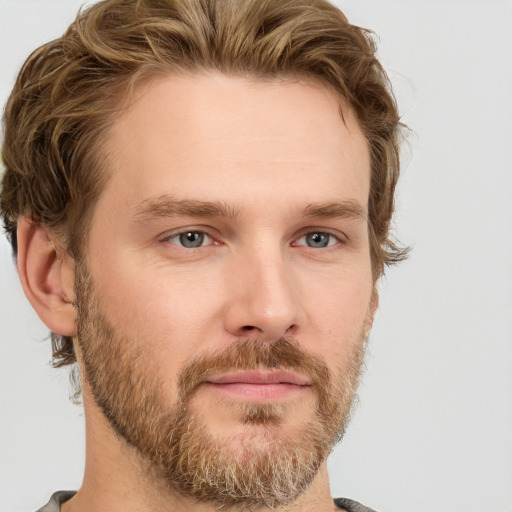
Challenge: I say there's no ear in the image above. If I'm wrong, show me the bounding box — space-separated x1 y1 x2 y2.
16 217 77 336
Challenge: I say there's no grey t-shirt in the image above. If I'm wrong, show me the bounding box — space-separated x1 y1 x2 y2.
37 491 378 512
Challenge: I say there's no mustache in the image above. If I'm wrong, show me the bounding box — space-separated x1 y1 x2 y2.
177 337 331 401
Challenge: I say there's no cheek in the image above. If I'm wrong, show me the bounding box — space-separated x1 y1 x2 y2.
88 259 227 376
300 265 373 361
91 251 218 322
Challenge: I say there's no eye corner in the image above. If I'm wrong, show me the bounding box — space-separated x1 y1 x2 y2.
292 230 346 249
160 229 217 249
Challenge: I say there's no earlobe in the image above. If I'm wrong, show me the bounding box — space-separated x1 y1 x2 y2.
16 217 77 336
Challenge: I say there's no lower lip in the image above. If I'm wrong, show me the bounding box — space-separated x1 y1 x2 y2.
203 382 310 401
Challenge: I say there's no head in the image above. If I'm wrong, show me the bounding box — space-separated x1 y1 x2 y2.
1 0 406 508
1 0 405 368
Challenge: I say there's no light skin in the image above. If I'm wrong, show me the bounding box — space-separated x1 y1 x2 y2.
17 72 376 512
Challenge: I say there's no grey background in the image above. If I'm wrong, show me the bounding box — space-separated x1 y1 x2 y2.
1 1 511 511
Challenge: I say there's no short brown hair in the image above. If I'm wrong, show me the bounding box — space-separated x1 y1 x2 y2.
1 0 407 368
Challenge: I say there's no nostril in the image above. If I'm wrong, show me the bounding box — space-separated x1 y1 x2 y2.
285 324 295 333
242 326 256 331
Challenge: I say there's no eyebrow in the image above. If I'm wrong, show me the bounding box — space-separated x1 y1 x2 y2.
303 200 367 222
132 196 241 223
132 195 366 223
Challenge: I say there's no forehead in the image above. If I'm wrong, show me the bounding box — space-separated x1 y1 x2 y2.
99 72 370 217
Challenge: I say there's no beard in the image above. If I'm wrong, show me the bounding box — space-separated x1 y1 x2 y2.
74 260 367 510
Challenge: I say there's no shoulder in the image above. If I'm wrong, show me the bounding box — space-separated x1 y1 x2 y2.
35 493 375 512
36 491 76 512
334 497 379 512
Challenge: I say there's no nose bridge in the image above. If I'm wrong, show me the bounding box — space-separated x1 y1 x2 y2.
224 240 302 340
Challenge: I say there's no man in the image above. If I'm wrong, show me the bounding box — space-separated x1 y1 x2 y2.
0 0 406 511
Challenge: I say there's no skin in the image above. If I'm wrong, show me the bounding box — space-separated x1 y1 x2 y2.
17 72 376 512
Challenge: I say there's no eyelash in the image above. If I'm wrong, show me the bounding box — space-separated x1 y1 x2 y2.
161 229 346 250
162 230 216 249
293 231 343 249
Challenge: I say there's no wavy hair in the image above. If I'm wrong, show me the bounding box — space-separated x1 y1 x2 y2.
1 0 407 367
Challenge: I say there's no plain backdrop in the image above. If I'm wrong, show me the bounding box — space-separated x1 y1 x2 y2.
1 1 511 511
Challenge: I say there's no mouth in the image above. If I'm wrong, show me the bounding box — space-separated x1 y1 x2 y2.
202 370 312 401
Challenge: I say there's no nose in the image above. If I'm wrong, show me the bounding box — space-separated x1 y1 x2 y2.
223 246 304 341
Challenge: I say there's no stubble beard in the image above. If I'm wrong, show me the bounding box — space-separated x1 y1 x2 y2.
74 260 367 511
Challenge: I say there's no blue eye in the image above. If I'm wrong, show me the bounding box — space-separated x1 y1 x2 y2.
167 231 211 248
297 232 338 248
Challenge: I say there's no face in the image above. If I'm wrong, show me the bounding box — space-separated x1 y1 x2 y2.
75 73 375 508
